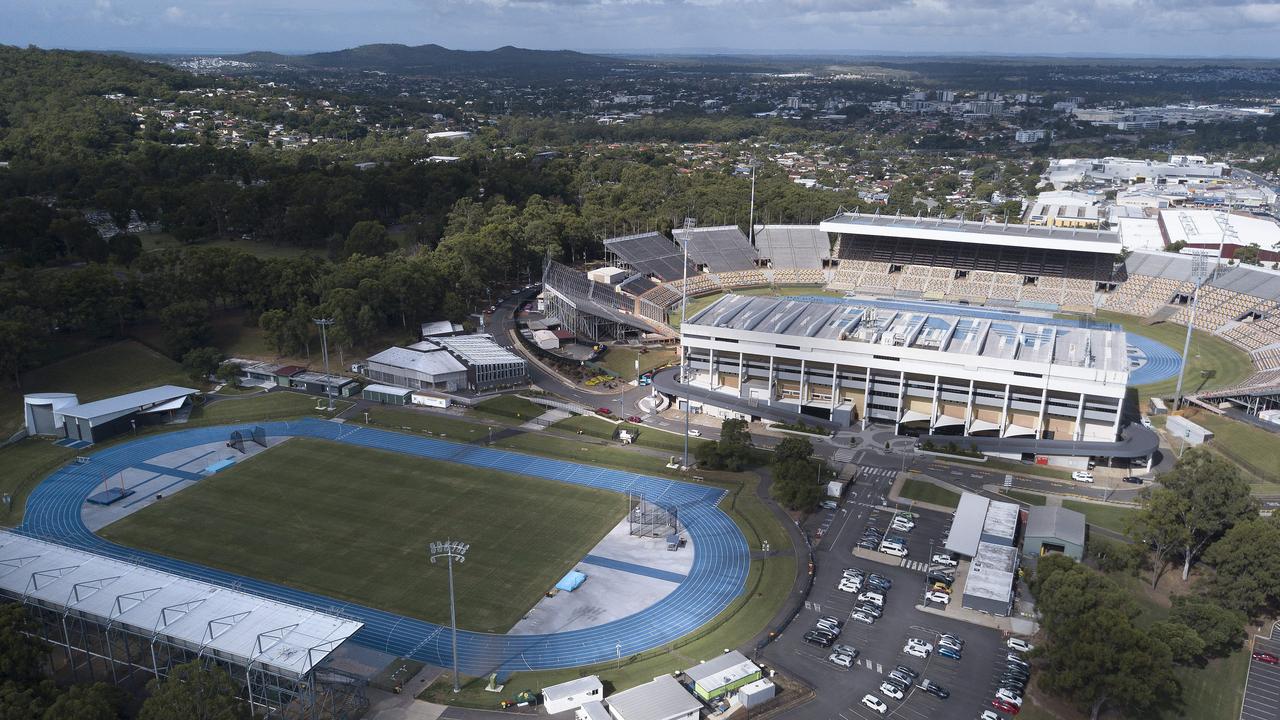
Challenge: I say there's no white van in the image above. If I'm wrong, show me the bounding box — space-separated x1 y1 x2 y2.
879 543 908 557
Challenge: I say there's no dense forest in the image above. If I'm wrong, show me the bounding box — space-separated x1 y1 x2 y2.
0 47 866 387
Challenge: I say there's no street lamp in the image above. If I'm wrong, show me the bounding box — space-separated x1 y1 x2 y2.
429 539 469 693
313 317 336 411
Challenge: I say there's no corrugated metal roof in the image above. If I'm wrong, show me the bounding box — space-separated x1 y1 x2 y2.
367 346 466 377
57 386 200 422
964 541 1018 606
946 493 989 557
685 650 756 687
606 674 701 720
1025 506 1087 547
0 531 361 679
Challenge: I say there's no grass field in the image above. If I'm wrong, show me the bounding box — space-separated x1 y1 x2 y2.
551 415 713 454
101 438 624 632
191 392 352 425
472 395 545 420
1094 310 1254 403
899 478 960 508
1180 409 1280 489
0 440 78 527
0 340 193 438
1062 500 1136 535
140 232 318 260
362 406 493 440
597 347 677 379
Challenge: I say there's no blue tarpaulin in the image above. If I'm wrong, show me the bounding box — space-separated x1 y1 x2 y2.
555 570 586 592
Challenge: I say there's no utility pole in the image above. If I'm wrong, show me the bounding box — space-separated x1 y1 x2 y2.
313 318 336 411
429 540 469 693
680 217 695 469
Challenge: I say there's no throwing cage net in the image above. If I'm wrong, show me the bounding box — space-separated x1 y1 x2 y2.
628 493 679 538
228 430 245 454
251 425 267 448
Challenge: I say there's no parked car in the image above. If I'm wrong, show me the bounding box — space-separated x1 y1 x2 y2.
991 698 1020 715
834 643 859 658
879 682 904 700
1122 476 1144 484
625 415 642 423
802 631 832 648
894 664 919 679
1007 653 1029 667
820 500 838 510
931 582 953 594
1140 416 1153 428
926 571 955 586
903 644 930 659
995 689 1023 707
1071 470 1094 483
926 591 952 605
906 638 934 652
854 603 883 618
940 633 964 646
1253 651 1280 664
857 591 885 606
888 669 914 686
931 553 958 567
850 611 876 625
1006 638 1035 653
980 711 1004 720
862 695 888 714
867 574 893 589
879 544 908 557
938 646 962 660
919 679 950 699
595 407 612 415
828 652 854 668
939 637 963 651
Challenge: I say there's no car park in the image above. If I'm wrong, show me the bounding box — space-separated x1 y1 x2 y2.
829 652 854 668
1006 638 1034 653
879 682 905 700
903 644 930 659
931 553 958 567
938 645 962 660
926 591 952 605
1071 470 1094 483
862 695 888 714
834 643 859 657
851 611 876 625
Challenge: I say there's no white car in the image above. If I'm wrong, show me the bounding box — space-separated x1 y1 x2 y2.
931 553 958 567
837 580 860 593
861 694 888 714
939 637 963 651
981 712 1003 720
907 638 934 652
687 429 702 437
903 644 930 659
851 611 876 625
829 652 854 668
995 688 1023 707
1006 638 1035 653
879 681 905 700
926 591 952 605
857 591 885 606
1071 470 1094 483
1140 416 1153 428
820 500 838 510
879 544 908 557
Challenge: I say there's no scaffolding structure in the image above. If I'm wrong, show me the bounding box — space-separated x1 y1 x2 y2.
0 531 366 719
627 492 679 538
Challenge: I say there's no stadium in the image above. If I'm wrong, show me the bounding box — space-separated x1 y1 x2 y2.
542 209 1280 462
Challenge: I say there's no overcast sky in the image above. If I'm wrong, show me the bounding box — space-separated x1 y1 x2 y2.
6 0 1280 57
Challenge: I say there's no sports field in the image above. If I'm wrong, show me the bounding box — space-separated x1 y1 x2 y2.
1094 310 1253 402
100 437 626 633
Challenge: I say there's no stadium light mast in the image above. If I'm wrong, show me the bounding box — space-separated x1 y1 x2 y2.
313 318 336 411
746 157 758 246
430 539 469 693
680 217 696 469
1173 212 1233 410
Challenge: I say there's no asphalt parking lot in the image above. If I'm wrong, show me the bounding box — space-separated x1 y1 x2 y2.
765 457 1026 720
1241 635 1280 720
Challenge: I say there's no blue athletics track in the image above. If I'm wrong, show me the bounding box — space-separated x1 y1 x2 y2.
18 418 750 675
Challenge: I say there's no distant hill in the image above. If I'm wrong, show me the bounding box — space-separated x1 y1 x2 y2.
230 43 616 76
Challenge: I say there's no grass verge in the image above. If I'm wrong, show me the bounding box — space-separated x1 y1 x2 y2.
1180 409 1280 487
1062 500 1136 534
473 395 545 421
900 478 960 508
596 347 677 379
101 438 623 632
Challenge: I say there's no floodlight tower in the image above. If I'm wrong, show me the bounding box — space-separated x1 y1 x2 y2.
1172 212 1233 410
746 157 759 246
430 539 469 693
313 317 336 411
680 217 695 469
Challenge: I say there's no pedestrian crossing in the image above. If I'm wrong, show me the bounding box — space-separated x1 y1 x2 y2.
900 558 930 572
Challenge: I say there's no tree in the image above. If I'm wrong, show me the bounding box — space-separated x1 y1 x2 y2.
1169 595 1246 658
42 683 124 720
1149 621 1206 666
773 436 814 464
1202 516 1280 616
138 661 249 720
159 301 212 359
1159 447 1257 580
107 233 142 265
343 220 395 258
0 605 45 684
1127 487 1191 587
181 347 223 382
770 459 823 511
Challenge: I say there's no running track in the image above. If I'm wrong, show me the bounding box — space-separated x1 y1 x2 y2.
18 419 750 675
1127 334 1184 386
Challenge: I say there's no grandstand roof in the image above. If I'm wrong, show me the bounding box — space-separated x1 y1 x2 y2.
674 225 757 272
1209 264 1280 299
1125 250 1201 282
0 531 361 679
57 386 199 424
687 294 1127 373
753 225 831 269
617 274 658 297
603 232 697 281
820 211 1121 254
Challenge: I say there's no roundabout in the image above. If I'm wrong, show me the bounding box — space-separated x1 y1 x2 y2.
17 418 750 675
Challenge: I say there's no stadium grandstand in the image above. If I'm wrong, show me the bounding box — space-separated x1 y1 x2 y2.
822 210 1121 312
602 231 698 282
0 530 367 718
672 224 758 272
752 225 834 271
542 259 672 341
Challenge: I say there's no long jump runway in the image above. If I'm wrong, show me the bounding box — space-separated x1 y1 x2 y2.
18 419 750 674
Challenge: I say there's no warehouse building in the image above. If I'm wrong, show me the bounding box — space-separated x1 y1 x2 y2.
676 294 1130 442
684 650 762 701
947 492 1023 617
365 346 468 392
1023 505 1087 561
361 384 414 405
605 674 701 720
28 386 200 445
428 335 528 391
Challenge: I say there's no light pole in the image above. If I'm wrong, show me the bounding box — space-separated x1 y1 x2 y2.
429 539 469 693
680 217 695 469
313 317 336 411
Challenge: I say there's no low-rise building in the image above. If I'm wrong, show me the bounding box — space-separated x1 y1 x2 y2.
684 650 761 701
1023 506 1087 561
606 674 700 720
